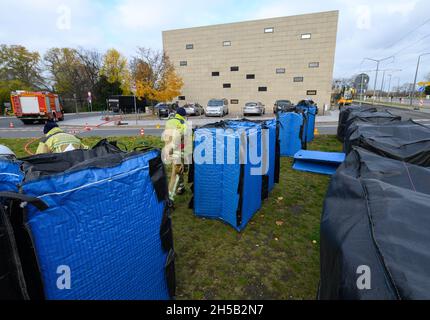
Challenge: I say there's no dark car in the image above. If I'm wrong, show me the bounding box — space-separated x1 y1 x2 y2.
273 100 295 113
184 103 205 116
155 103 173 118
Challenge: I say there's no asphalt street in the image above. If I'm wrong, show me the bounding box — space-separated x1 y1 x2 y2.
1 104 430 138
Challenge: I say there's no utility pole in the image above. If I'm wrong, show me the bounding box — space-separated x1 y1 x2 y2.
73 93 78 114
410 53 430 110
359 74 366 106
386 74 393 99
363 56 394 104
380 70 387 101
134 95 138 125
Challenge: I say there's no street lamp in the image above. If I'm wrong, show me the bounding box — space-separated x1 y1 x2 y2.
410 53 430 109
363 56 394 104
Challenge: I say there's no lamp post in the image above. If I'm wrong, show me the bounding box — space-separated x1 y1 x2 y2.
363 56 394 104
410 53 430 110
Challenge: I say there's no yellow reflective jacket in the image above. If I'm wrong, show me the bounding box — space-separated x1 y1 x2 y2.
36 127 88 154
162 114 192 162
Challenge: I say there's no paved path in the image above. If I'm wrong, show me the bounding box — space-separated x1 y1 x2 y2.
2 104 430 138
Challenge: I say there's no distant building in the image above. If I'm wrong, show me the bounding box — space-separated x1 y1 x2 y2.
163 11 339 113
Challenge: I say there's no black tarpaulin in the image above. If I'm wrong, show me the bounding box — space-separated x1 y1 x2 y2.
343 120 430 166
337 106 377 142
320 148 430 300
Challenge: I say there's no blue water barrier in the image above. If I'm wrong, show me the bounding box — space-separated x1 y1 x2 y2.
0 159 23 193
296 105 317 142
192 121 265 231
0 143 175 300
278 112 305 157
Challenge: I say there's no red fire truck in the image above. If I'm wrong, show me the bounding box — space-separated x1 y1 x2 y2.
10 91 65 124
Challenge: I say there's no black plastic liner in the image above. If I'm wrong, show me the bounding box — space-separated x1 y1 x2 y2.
337 106 377 141
343 120 430 166
343 110 401 141
320 148 430 300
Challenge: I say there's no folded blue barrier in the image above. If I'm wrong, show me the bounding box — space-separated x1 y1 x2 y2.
192 121 264 231
293 150 346 175
0 142 175 300
278 112 304 157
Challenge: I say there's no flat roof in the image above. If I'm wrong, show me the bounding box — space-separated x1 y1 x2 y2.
162 10 339 33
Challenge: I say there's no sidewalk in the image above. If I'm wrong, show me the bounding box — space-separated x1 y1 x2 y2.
62 112 341 128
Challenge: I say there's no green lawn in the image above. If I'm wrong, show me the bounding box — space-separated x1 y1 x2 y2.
0 135 342 300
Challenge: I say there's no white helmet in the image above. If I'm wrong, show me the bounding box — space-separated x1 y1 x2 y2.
0 145 16 159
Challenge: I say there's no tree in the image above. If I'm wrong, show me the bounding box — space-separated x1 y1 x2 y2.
0 45 44 88
132 47 183 104
425 86 430 96
100 49 131 95
94 75 123 106
44 47 105 111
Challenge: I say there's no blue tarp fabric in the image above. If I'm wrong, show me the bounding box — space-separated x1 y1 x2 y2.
293 150 346 175
278 112 304 157
297 105 317 142
193 120 276 231
0 144 175 300
0 159 23 193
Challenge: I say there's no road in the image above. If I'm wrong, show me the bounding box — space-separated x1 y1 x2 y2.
1 105 430 138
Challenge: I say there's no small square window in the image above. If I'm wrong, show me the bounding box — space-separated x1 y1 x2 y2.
223 83 231 88
307 90 317 96
212 71 220 77
186 44 194 50
309 62 319 68
223 41 231 46
258 87 267 92
180 61 187 66
301 33 312 40
264 27 274 33
230 99 239 104
178 96 186 100
246 74 255 79
230 66 239 72
293 77 304 82
276 68 286 74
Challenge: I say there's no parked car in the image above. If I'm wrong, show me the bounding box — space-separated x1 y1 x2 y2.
184 103 205 116
155 103 173 118
205 99 229 117
243 102 265 116
273 100 295 113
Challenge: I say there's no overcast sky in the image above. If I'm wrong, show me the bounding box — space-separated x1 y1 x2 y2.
1 0 429 89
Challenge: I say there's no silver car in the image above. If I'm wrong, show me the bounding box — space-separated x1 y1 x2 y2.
243 102 265 116
205 99 229 117
184 103 205 116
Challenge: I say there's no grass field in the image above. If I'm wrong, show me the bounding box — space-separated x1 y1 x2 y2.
0 134 342 300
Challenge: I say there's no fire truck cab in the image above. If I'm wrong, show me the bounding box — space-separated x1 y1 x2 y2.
10 91 64 124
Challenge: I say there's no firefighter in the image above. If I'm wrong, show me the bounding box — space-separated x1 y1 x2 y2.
36 120 88 154
162 107 190 202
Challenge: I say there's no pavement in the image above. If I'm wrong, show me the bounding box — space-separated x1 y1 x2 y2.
2 105 430 138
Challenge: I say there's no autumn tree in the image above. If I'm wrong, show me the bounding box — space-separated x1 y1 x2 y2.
0 45 45 108
0 45 45 87
100 49 131 95
132 47 183 105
